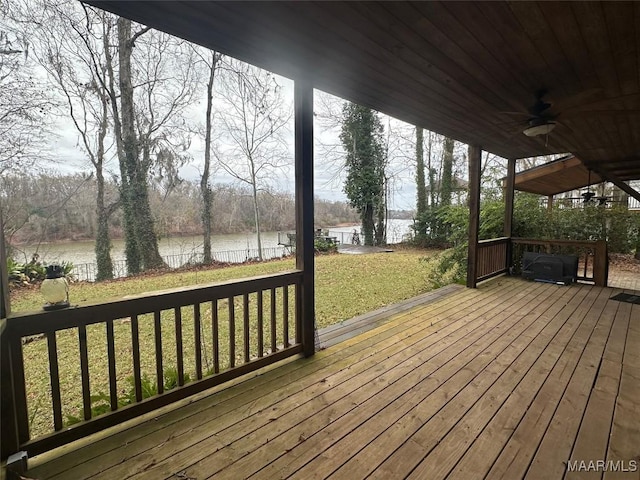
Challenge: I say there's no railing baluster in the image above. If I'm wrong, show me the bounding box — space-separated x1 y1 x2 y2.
154 311 164 395
175 307 184 386
78 325 91 421
212 299 219 374
243 294 250 363
283 286 289 348
130 315 142 402
270 288 277 353
46 332 63 431
228 297 235 368
295 281 302 345
194 303 202 380
257 291 264 358
106 320 117 411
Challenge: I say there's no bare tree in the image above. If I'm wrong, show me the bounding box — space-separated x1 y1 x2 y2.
104 18 199 273
190 47 222 264
0 2 55 175
215 61 291 260
25 1 118 280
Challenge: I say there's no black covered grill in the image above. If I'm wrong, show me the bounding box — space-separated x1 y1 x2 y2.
522 252 579 285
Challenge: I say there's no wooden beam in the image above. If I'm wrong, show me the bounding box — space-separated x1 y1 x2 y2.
467 145 482 288
588 167 640 203
294 79 315 357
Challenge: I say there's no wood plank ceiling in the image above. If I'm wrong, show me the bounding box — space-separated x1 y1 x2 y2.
87 1 640 183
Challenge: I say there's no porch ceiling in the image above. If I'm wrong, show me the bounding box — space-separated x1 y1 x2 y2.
514 155 605 196
86 1 640 183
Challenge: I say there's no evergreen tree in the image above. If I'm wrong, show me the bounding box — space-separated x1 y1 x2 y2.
340 103 387 246
414 126 428 238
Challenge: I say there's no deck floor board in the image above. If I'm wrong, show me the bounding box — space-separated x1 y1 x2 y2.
26 277 640 480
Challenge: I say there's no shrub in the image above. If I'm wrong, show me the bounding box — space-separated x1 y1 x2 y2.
314 237 338 253
6 258 74 285
420 245 466 289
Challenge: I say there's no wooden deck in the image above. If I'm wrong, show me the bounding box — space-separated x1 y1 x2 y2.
26 277 639 480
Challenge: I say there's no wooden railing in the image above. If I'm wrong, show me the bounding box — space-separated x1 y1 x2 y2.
511 238 608 286
1 271 303 457
473 237 609 287
476 237 510 282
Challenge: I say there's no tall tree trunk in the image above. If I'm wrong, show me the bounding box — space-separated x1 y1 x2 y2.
415 127 427 237
201 52 219 264
427 131 436 207
362 204 375 246
137 143 165 269
441 136 454 207
95 181 113 281
249 159 263 261
107 18 140 274
374 181 386 246
117 18 163 271
94 85 114 281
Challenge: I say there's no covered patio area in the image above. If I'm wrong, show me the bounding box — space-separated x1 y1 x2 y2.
3 2 640 478
26 276 639 479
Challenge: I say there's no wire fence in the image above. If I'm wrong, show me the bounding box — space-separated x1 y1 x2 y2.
71 246 288 282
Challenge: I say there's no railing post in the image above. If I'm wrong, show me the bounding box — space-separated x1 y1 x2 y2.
593 240 608 287
466 145 482 288
295 78 315 357
1 324 20 461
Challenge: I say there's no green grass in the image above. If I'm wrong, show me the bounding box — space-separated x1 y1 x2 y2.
10 248 436 438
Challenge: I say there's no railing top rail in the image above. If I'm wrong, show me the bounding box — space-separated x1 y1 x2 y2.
512 237 603 248
478 237 510 246
6 270 303 337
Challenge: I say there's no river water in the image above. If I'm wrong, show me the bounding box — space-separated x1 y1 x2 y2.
13 219 414 280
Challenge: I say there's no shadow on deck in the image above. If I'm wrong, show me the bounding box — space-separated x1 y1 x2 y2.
26 277 639 479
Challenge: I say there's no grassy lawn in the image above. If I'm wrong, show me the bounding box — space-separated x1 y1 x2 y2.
9 248 436 438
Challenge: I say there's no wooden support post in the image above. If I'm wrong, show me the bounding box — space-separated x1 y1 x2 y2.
504 158 515 273
547 195 554 212
467 145 482 288
294 79 315 357
504 158 515 238
593 240 608 287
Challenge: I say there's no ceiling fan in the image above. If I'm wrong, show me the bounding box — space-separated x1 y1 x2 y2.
564 171 613 206
502 88 604 138
502 88 640 139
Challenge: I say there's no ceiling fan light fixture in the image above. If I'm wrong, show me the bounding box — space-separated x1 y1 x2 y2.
523 121 556 137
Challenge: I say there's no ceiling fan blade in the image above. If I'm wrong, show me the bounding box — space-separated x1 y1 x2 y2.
560 92 640 113
559 109 640 119
549 88 602 111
